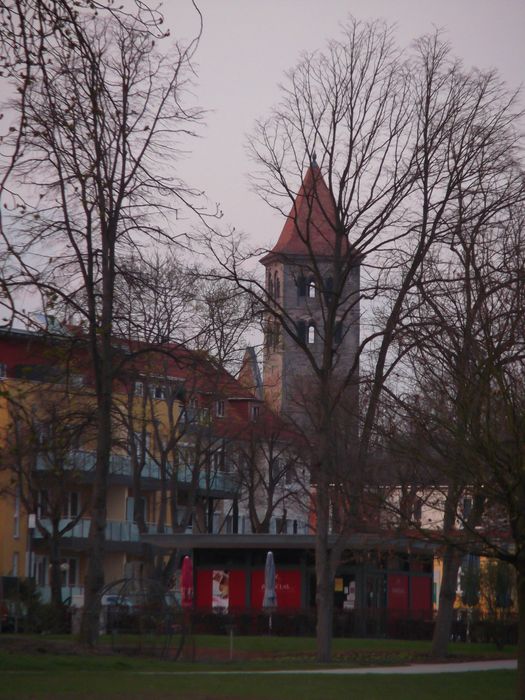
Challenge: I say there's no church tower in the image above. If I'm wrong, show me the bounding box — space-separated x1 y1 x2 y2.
260 161 360 419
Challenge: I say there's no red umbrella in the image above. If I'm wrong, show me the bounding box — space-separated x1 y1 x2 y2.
181 555 193 608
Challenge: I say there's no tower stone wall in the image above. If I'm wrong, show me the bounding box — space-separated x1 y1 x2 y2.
261 164 360 421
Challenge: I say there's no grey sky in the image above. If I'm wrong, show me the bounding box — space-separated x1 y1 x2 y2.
166 0 524 252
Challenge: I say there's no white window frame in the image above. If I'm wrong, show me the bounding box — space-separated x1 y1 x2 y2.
61 557 79 587
62 491 80 519
307 324 315 344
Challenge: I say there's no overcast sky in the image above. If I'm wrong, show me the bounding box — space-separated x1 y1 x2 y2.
164 0 524 253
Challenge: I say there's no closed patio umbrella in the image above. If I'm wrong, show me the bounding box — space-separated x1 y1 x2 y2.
262 551 277 632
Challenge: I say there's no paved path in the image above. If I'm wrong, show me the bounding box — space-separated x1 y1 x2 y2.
141 659 517 675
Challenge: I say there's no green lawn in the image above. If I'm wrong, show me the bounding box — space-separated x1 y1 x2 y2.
0 635 517 699
0 668 516 700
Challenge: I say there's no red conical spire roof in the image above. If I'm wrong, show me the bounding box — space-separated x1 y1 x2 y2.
262 163 347 263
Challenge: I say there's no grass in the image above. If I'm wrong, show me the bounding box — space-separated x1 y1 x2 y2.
0 635 517 698
0 668 516 699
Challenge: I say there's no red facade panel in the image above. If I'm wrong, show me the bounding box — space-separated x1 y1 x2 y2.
196 569 212 608
387 574 409 615
410 576 432 616
250 569 301 610
228 570 246 609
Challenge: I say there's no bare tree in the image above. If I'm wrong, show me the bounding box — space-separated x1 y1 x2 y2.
383 200 525 687
0 1 207 644
212 22 524 661
230 412 308 534
0 377 95 612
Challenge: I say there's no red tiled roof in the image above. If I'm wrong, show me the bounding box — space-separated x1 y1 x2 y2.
261 164 348 262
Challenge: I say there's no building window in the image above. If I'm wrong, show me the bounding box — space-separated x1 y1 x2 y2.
297 276 306 297
212 448 225 471
61 557 79 587
134 381 144 397
13 487 20 538
12 552 19 577
268 272 274 298
296 320 306 343
274 272 281 300
308 324 315 344
153 385 166 400
308 280 316 298
0 363 6 379
126 496 147 523
199 407 210 425
334 321 342 345
216 400 225 418
36 555 48 586
251 405 260 421
38 489 49 518
62 492 79 519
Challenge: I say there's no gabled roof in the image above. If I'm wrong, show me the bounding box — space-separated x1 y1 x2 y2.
261 163 348 263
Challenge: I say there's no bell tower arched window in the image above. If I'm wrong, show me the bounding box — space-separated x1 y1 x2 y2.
274 272 281 301
268 272 274 299
307 323 315 344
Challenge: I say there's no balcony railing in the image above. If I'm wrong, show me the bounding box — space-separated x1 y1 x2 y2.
35 451 237 493
33 518 173 542
38 585 84 604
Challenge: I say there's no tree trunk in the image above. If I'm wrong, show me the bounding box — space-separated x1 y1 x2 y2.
315 478 333 662
80 356 113 646
431 544 462 657
516 561 525 700
49 531 63 609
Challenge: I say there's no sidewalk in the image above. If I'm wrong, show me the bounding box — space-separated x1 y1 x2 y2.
143 659 517 675
262 659 517 674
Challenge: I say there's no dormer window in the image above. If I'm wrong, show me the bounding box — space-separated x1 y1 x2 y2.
153 385 166 400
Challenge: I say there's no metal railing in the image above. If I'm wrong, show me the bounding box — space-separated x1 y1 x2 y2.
33 518 173 542
35 450 238 493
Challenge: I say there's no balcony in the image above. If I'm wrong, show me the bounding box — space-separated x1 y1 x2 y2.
177 465 237 493
35 451 237 493
38 585 84 605
33 518 173 542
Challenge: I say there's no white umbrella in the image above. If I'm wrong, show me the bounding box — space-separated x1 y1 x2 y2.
262 551 277 632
